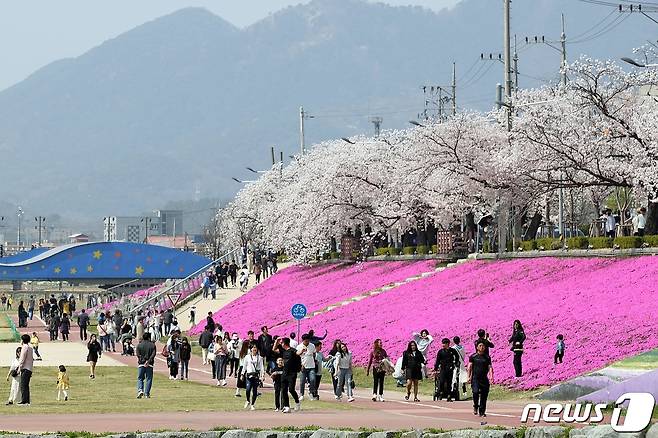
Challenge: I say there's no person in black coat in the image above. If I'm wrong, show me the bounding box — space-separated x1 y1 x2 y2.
434 338 460 401
509 320 526 377
87 334 102 379
401 340 425 402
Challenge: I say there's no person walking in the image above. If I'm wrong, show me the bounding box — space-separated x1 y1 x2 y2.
213 335 229 386
554 334 565 364
77 309 89 341
234 341 250 398
509 320 526 378
199 325 213 365
280 338 301 413
17 301 27 328
241 344 265 411
167 332 181 380
60 313 71 342
228 333 242 377
257 326 274 371
271 357 285 411
402 340 425 402
367 338 388 402
314 341 325 400
17 334 34 405
87 334 102 379
468 340 494 418
297 334 317 401
28 296 35 321
434 338 460 402
136 332 156 399
56 365 70 401
180 337 192 380
334 342 355 402
30 332 42 361
229 260 238 287
5 347 22 405
163 309 173 336
253 263 262 284
633 207 647 236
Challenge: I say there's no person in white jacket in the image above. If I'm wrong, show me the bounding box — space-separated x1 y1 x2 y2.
241 345 264 410
5 347 22 405
413 329 434 378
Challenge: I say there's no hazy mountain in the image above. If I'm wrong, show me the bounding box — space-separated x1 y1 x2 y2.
0 0 653 221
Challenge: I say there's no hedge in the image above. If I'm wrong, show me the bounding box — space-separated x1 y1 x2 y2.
515 234 658 252
416 245 429 255
402 246 416 255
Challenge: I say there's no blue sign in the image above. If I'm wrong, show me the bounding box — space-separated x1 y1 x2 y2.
291 303 307 320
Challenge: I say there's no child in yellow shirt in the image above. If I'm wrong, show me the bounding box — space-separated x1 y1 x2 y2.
57 365 69 401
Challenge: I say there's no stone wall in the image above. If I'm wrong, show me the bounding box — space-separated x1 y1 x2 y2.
1 424 657 438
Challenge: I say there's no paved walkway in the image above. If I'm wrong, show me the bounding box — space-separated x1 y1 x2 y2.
1 313 125 367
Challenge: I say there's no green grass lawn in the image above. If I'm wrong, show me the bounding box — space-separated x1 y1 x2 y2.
0 313 19 342
350 367 540 401
0 366 352 414
610 348 658 370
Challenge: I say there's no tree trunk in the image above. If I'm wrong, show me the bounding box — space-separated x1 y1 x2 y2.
645 199 658 235
524 212 543 240
465 213 476 242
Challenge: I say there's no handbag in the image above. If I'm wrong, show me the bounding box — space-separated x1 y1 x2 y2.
207 352 216 362
10 369 18 378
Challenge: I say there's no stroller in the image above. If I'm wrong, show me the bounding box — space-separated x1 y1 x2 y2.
433 366 464 401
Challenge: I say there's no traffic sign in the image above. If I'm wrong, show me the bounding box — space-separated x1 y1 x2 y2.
291 303 307 320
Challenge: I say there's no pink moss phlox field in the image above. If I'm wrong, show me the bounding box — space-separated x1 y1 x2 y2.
272 257 658 389
189 260 436 335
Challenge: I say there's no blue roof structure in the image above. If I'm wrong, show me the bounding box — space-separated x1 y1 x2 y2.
0 242 211 281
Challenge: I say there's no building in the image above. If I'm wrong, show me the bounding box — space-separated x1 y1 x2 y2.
103 210 183 243
68 233 90 243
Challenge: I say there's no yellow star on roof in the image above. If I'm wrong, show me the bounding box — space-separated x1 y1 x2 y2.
87 265 94 272
70 267 77 275
54 267 61 274
93 250 103 260
135 266 144 276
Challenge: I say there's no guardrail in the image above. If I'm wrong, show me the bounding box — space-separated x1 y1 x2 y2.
128 247 240 315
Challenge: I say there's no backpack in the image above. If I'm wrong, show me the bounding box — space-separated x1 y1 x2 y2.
161 344 170 358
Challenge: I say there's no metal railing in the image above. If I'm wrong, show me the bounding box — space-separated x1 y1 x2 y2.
128 247 240 314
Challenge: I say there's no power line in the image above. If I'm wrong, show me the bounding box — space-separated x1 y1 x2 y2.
570 13 631 44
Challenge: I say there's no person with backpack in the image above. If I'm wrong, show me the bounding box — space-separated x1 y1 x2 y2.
199 325 214 365
279 337 301 413
228 333 242 377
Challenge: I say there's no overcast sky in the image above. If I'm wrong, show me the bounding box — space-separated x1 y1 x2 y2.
0 0 459 91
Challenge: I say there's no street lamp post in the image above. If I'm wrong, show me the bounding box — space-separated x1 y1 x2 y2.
621 57 658 68
35 216 46 247
17 207 23 249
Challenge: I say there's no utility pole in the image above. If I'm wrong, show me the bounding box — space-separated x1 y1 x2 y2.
503 0 512 130
299 106 305 156
34 216 46 247
452 62 457 116
299 107 314 155
513 35 519 94
271 146 276 166
369 116 383 137
558 13 567 240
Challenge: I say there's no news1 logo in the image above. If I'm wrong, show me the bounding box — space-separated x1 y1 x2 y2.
521 393 656 432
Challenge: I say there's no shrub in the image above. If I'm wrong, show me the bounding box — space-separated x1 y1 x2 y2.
402 246 416 255
329 251 340 259
276 254 289 263
416 245 429 255
535 237 561 250
643 234 658 247
375 247 391 256
431 244 438 254
589 237 614 249
566 236 589 249
614 236 643 249
520 240 535 251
